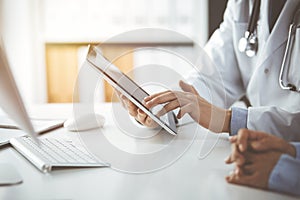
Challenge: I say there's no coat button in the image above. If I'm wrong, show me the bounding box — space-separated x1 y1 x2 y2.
264 68 269 74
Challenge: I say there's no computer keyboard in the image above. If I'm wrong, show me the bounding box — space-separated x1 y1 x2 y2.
10 136 109 173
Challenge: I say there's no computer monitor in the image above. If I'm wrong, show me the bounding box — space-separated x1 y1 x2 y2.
0 39 37 141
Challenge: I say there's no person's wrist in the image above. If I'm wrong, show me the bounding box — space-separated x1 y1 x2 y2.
278 139 296 157
285 143 296 158
222 110 231 133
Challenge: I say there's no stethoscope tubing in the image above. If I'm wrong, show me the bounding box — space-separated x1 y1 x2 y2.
279 9 300 92
248 0 261 34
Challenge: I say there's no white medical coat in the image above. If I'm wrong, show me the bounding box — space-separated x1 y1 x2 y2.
190 0 300 141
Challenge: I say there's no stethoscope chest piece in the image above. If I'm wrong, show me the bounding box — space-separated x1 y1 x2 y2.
238 31 258 57
239 0 260 57
238 35 248 53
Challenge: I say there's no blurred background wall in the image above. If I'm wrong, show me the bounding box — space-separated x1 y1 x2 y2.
0 0 227 104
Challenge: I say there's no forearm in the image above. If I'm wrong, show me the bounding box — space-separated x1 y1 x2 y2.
208 108 232 133
223 110 232 133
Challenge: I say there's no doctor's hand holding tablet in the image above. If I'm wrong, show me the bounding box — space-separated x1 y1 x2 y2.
119 80 232 133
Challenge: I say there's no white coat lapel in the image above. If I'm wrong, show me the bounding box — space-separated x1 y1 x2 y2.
258 0 299 66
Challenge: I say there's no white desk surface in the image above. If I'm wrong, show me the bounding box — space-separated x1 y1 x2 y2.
0 103 298 200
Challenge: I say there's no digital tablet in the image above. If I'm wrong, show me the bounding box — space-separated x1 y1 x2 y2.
86 45 177 135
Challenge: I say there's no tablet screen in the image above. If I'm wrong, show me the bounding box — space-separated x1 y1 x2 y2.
86 45 177 135
87 46 149 103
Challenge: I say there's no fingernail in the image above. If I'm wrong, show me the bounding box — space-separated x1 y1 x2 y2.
234 168 239 175
224 156 229 162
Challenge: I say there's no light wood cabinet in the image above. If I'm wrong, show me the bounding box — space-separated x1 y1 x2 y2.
45 43 135 103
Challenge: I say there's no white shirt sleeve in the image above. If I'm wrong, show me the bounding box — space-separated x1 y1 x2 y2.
189 0 245 109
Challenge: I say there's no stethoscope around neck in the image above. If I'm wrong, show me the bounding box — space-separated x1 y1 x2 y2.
239 0 300 93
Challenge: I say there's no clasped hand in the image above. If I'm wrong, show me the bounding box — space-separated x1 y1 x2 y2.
225 129 296 189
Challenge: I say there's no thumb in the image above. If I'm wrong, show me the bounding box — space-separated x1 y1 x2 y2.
179 80 198 95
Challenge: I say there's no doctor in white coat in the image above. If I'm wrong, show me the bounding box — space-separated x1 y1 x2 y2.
121 0 300 141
